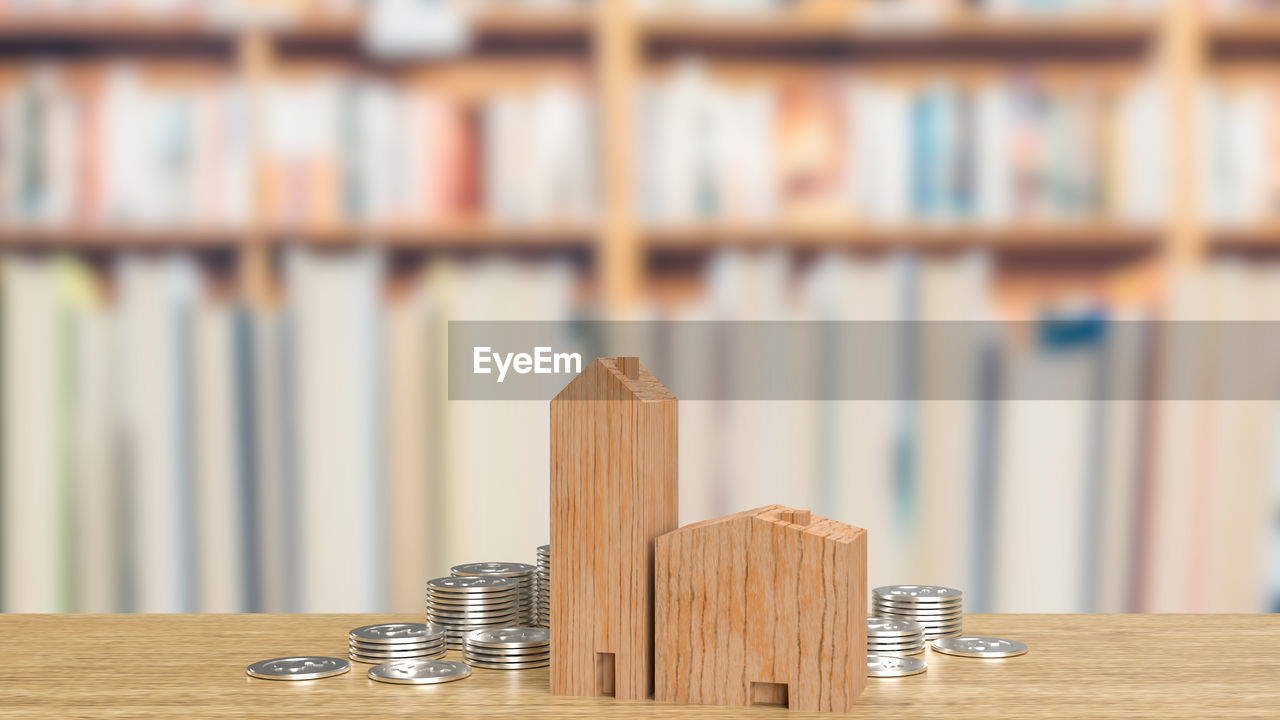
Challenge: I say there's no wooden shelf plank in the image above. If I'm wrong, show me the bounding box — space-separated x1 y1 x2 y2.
0 8 592 48
642 13 1156 53
1210 225 1280 249
269 221 596 249
644 222 1161 253
0 226 240 249
1209 15 1280 46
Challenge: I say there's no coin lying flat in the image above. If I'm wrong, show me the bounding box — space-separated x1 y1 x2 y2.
465 627 550 648
873 585 962 603
368 659 472 685
930 636 1028 658
349 643 446 658
246 656 351 681
452 562 536 577
870 640 921 653
867 617 925 637
351 651 446 664
867 654 927 678
468 655 552 666
427 576 517 593
349 623 445 645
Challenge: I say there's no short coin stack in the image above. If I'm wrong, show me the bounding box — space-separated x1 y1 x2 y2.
451 562 538 625
426 576 521 649
348 623 446 664
462 627 550 670
866 616 925 656
535 545 550 628
871 585 963 640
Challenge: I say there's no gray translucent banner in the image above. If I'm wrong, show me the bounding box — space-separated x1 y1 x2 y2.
448 321 1280 401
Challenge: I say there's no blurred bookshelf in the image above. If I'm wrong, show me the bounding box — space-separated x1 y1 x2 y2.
0 0 1245 311
5 1 1280 618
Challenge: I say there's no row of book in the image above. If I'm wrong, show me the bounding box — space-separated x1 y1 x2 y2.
636 64 1168 226
1201 81 1280 226
2 248 1276 614
264 74 595 229
1205 0 1280 17
0 64 253 228
0 63 596 229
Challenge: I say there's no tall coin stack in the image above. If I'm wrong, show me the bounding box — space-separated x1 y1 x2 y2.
451 562 537 625
348 623 447 664
866 616 926 656
535 545 550 628
426 576 520 649
871 585 963 640
462 627 551 670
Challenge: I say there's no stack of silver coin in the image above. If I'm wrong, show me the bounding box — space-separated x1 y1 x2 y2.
871 585 963 640
462 627 550 670
348 623 446 664
426 576 521 649
535 545 550 628
451 562 537 625
867 616 925 656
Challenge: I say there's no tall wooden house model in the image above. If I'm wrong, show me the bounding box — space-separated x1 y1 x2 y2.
549 356 678 699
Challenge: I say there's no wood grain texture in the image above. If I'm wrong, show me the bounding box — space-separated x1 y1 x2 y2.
654 506 866 711
0 614 1276 719
550 357 678 699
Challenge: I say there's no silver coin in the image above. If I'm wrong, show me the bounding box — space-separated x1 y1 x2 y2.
869 646 926 655
866 617 925 637
537 544 549 553
427 614 517 625
873 585 962 603
869 646 924 656
349 623 445 645
867 654 926 677
867 638 927 649
427 576 517 593
464 649 552 662
875 602 962 614
350 641 445 654
246 656 351 681
873 600 963 613
349 641 446 656
368 659 471 684
462 644 550 657
874 608 963 621
464 657 550 670
427 605 523 619
452 562 536 577
464 627 550 647
351 649 446 664
426 598 518 611
930 636 1027 658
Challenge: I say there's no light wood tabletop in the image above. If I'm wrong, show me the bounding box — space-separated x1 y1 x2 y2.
0 613 1276 719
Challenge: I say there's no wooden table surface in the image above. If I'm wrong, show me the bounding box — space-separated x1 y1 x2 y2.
1 613 1277 719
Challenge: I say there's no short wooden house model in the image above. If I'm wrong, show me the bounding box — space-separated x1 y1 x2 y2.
654 505 867 711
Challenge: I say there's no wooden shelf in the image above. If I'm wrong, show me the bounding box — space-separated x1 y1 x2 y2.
0 226 240 250
278 7 591 42
1209 15 1280 48
644 222 1161 254
0 8 592 52
0 14 235 52
642 13 1156 55
1210 225 1280 250
269 221 595 250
